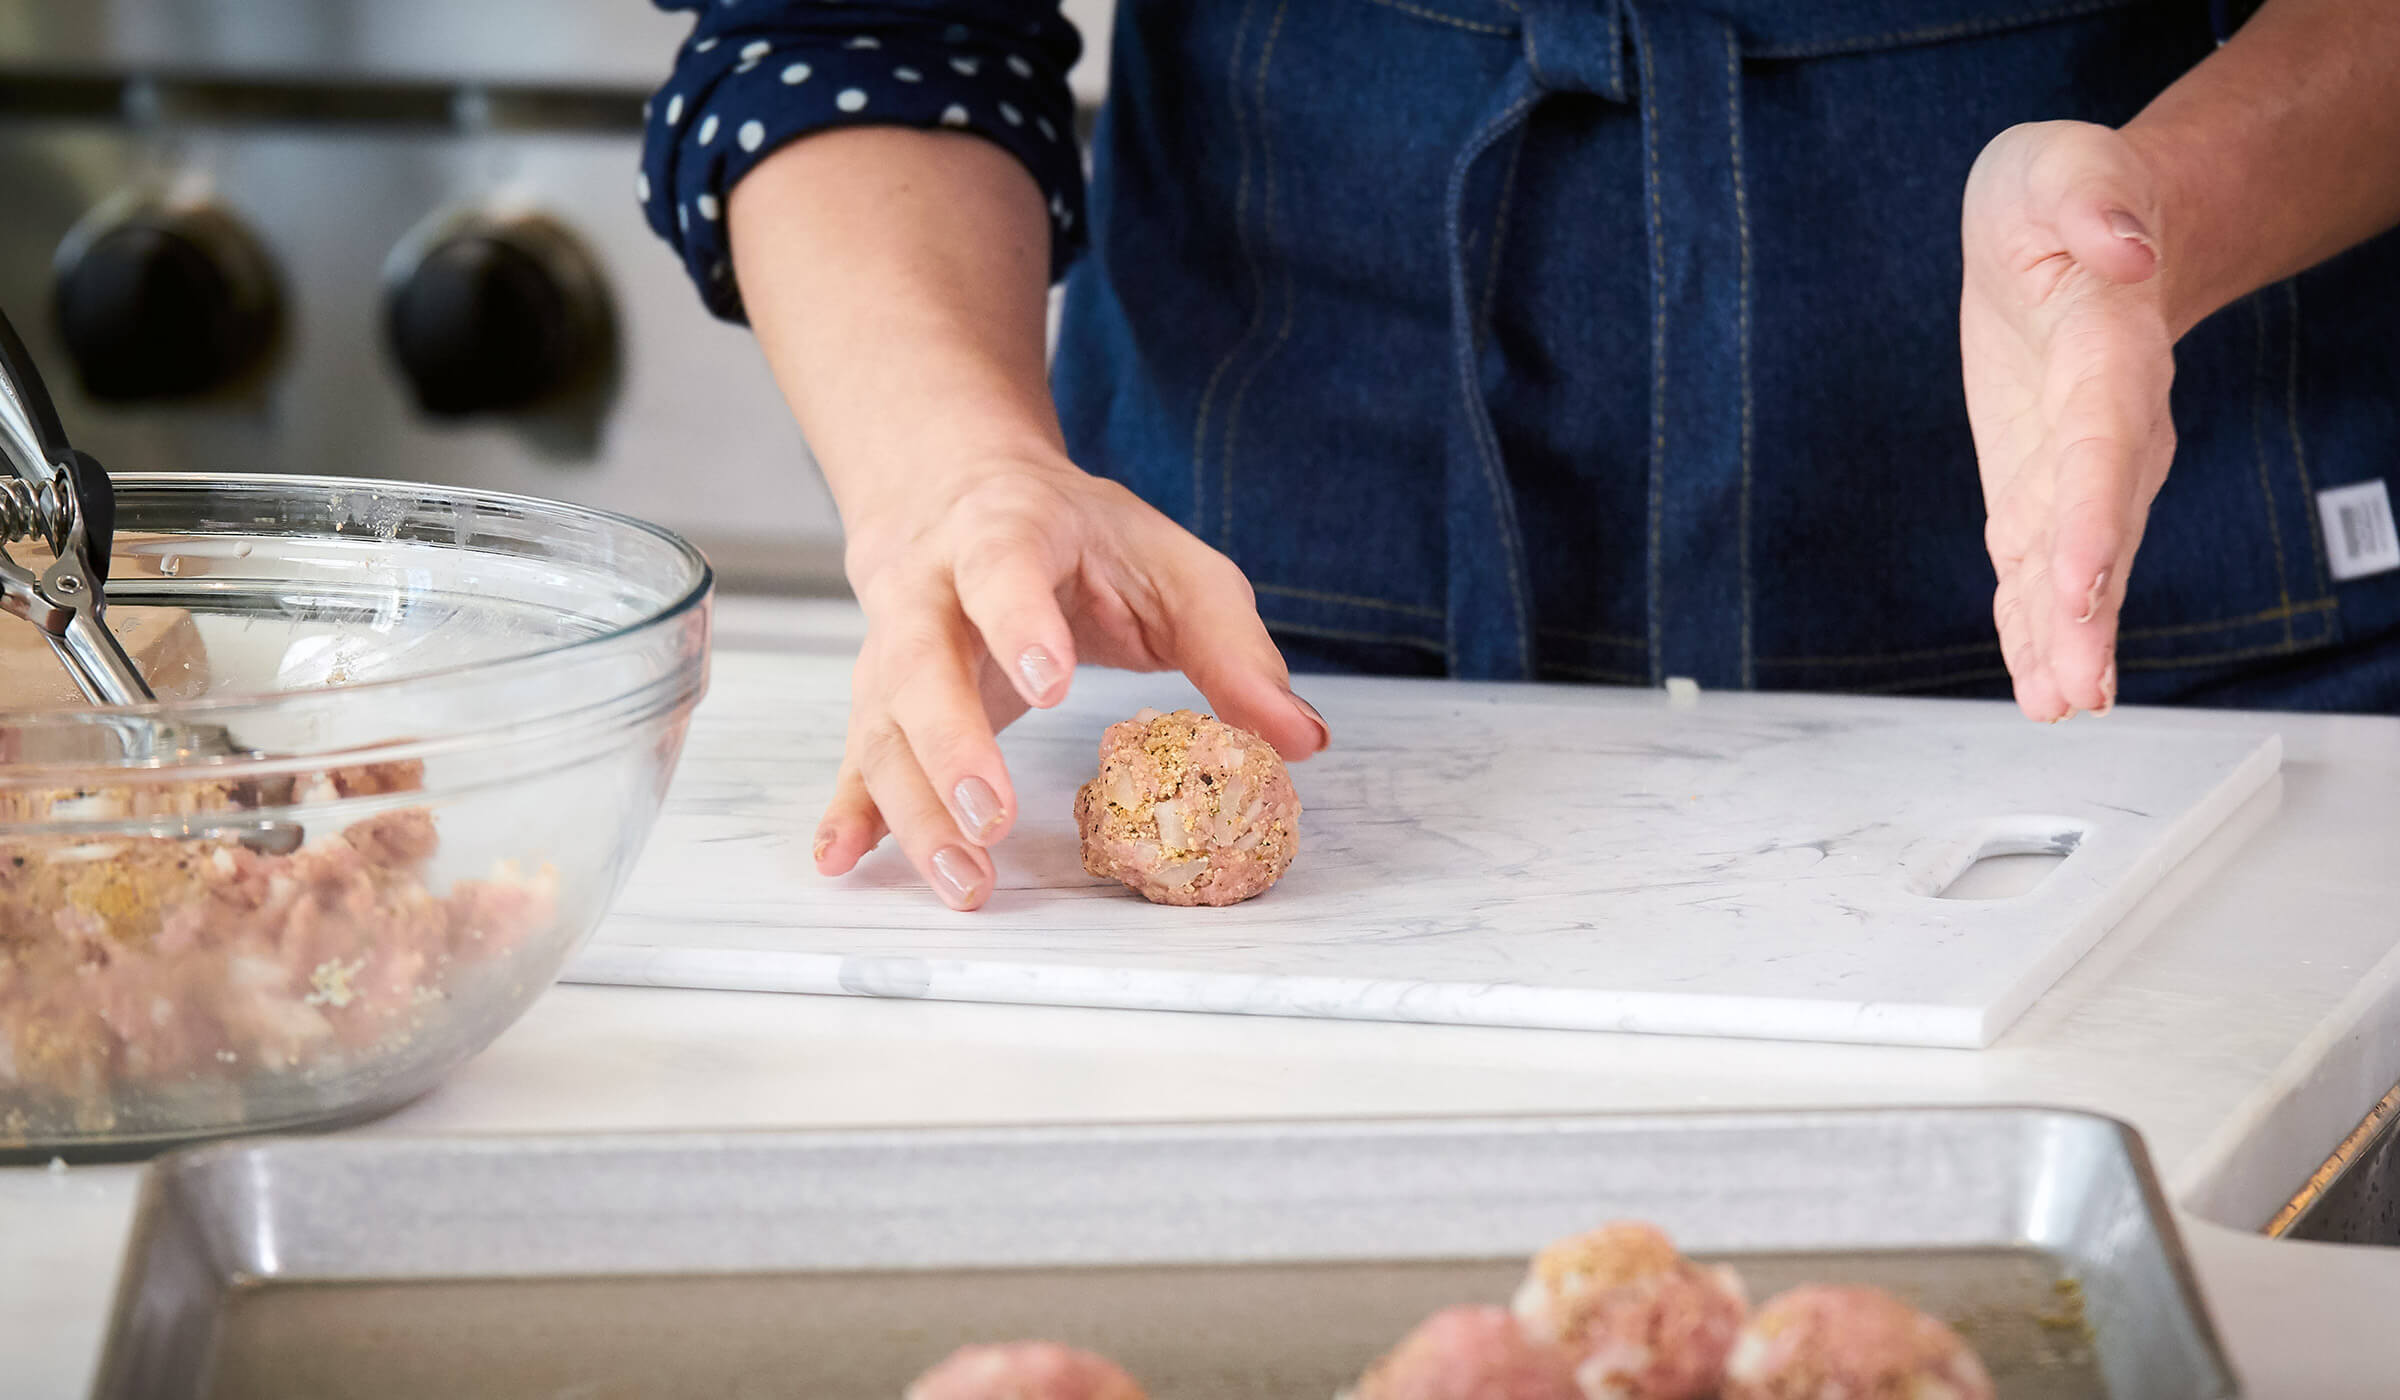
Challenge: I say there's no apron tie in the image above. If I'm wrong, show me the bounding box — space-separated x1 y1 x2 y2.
1522 0 1629 102
1439 64 1545 680
1441 0 1750 685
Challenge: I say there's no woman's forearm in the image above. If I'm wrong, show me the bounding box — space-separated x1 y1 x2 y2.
727 127 1067 541
2122 0 2400 337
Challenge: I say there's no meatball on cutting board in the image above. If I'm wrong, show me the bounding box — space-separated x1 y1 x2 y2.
1074 708 1301 907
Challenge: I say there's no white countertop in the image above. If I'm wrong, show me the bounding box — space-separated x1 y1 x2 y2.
9 598 2400 1398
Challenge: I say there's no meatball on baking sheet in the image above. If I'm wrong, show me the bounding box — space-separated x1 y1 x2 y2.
109 1112 2222 1400
173 1249 2096 1400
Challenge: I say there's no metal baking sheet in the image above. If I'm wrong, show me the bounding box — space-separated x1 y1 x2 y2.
92 1108 2238 1399
2267 1079 2400 1245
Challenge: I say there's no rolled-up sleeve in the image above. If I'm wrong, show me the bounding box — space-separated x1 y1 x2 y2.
642 1 1084 322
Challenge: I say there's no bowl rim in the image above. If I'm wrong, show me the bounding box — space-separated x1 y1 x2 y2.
0 471 715 725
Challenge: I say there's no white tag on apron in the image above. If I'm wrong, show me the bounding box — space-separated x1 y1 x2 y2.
2317 480 2400 582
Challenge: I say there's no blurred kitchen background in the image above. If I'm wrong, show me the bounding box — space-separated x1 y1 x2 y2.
0 0 1115 598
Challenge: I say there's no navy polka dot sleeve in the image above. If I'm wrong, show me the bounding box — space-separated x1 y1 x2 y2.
641 1 1084 323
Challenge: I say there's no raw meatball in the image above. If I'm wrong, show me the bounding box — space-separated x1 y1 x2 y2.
904 1342 1147 1400
1342 1305 1581 1400
1074 708 1300 906
1511 1221 1747 1400
1720 1285 1995 1400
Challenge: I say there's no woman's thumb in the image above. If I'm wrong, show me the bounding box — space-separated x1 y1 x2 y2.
2072 202 2161 284
2007 120 2163 286
1969 123 2163 288
2054 141 2164 286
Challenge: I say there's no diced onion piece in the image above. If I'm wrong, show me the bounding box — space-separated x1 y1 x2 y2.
1150 856 1207 887
1154 797 1194 850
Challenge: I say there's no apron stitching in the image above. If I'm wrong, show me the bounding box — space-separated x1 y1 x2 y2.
2282 278 2331 592
2111 595 2334 639
1449 100 1526 672
1255 582 1445 619
1746 0 2147 61
1849 665 2012 693
1362 0 1517 38
1611 9 1625 95
1839 630 2335 696
1539 625 1649 647
1446 86 1543 674
1761 596 2340 666
1725 28 1755 691
1542 662 1654 684
1219 1 1297 549
1765 642 2003 665
1475 129 1530 347
1631 9 1669 685
2246 291 2297 646
2120 636 2333 670
1187 0 1269 546
1266 619 1449 655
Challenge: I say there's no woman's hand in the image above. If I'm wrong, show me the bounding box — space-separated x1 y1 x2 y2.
821 456 1328 909
722 128 1323 910
1962 3 2400 721
1960 120 2173 723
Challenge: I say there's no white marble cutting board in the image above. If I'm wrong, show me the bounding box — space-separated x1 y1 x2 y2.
565 653 2280 1048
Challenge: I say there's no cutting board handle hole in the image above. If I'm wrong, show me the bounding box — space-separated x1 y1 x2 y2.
1915 818 2087 900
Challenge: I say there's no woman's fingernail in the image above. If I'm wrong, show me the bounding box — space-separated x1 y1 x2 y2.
812 830 834 864
952 777 1003 841
1289 692 1330 747
1018 645 1066 701
2105 208 2154 249
2078 569 2109 625
931 845 982 907
2097 658 2118 715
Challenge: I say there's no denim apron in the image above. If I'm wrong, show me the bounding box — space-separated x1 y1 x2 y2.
1050 0 2400 710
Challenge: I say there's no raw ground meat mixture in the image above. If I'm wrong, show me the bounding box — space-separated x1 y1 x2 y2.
1512 1221 1750 1400
0 761 555 1142
1343 1304 1582 1400
1721 1284 1996 1400
1074 708 1300 907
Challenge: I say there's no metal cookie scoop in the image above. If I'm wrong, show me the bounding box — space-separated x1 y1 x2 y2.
0 305 303 853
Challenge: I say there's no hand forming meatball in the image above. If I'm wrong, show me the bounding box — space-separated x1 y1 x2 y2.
1720 1284 1995 1400
1074 708 1300 906
1510 1221 1748 1400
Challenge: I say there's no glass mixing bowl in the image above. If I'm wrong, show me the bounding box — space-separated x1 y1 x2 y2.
0 475 711 1157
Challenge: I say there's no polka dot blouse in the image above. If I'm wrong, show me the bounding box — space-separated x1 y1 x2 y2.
642 1 1085 323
